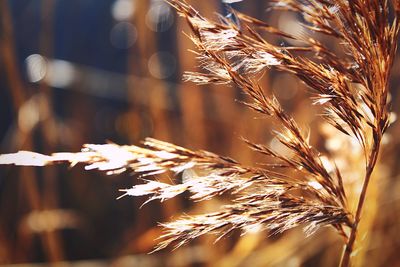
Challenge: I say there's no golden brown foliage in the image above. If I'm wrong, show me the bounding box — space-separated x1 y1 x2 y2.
1 1 399 266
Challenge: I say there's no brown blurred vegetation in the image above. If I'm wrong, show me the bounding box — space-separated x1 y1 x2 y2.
1 0 400 266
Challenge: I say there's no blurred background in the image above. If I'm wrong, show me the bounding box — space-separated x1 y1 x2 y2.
1 0 400 266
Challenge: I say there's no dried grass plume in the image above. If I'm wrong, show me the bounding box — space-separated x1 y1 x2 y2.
1 0 399 266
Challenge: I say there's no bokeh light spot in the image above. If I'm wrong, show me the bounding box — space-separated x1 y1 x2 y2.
145 1 174 32
111 0 136 21
148 52 176 79
46 59 76 88
25 54 47 83
110 22 138 49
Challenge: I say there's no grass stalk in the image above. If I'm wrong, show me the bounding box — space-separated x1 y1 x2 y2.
341 136 381 267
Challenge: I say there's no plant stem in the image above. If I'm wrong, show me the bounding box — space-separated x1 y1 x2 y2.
340 137 381 267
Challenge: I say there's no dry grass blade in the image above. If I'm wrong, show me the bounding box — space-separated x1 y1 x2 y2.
0 134 351 246
154 194 350 252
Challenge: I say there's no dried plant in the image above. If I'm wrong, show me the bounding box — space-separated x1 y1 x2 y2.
1 0 399 266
